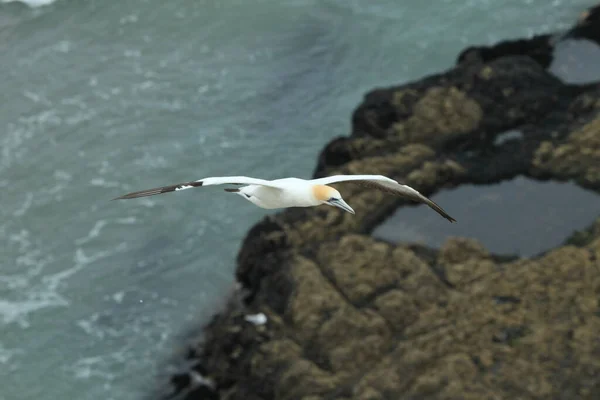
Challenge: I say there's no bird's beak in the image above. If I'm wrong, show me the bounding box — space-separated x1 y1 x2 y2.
329 198 355 214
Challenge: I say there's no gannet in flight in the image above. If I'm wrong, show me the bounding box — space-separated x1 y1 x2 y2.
113 175 456 222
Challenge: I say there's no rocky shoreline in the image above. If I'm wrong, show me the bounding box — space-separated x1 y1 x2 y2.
167 5 600 400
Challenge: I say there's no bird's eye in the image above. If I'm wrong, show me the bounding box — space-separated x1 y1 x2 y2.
328 197 337 202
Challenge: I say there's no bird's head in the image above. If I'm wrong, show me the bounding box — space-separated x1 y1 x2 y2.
312 184 355 214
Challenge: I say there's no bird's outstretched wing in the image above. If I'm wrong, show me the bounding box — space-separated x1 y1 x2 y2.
112 176 282 200
311 174 456 223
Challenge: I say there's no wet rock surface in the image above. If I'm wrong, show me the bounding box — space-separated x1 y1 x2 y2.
167 5 600 400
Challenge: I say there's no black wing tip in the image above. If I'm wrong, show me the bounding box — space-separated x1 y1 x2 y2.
111 193 143 201
111 180 204 202
111 192 151 201
111 193 131 201
440 211 457 223
111 188 170 201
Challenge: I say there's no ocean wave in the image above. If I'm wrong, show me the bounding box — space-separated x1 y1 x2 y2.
1 0 57 7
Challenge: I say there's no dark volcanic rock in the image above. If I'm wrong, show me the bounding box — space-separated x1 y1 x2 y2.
169 4 600 400
456 34 554 67
570 4 600 44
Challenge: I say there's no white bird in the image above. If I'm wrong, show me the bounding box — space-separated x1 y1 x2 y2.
113 175 456 222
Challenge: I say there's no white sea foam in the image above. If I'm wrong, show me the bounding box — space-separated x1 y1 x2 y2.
1 0 57 7
65 109 97 126
112 291 125 303
76 313 120 340
0 293 68 328
54 170 72 181
119 14 139 25
0 228 66 327
133 152 168 169
69 355 118 381
90 178 121 188
116 217 137 225
0 223 128 328
0 344 22 364
23 90 50 105
53 40 71 53
75 220 108 245
13 192 33 217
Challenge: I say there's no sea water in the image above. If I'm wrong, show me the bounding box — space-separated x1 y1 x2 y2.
0 1 594 399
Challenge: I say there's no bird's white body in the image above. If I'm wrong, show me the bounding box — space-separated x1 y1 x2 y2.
114 174 456 222
237 178 319 209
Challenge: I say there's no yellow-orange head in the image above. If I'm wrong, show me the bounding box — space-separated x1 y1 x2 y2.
311 184 339 202
311 184 355 214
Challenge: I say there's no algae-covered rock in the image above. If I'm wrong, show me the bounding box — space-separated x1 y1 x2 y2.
391 86 483 145
532 113 600 189
193 228 600 400
169 5 600 400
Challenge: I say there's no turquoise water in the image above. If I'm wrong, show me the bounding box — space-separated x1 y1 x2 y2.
0 1 594 399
